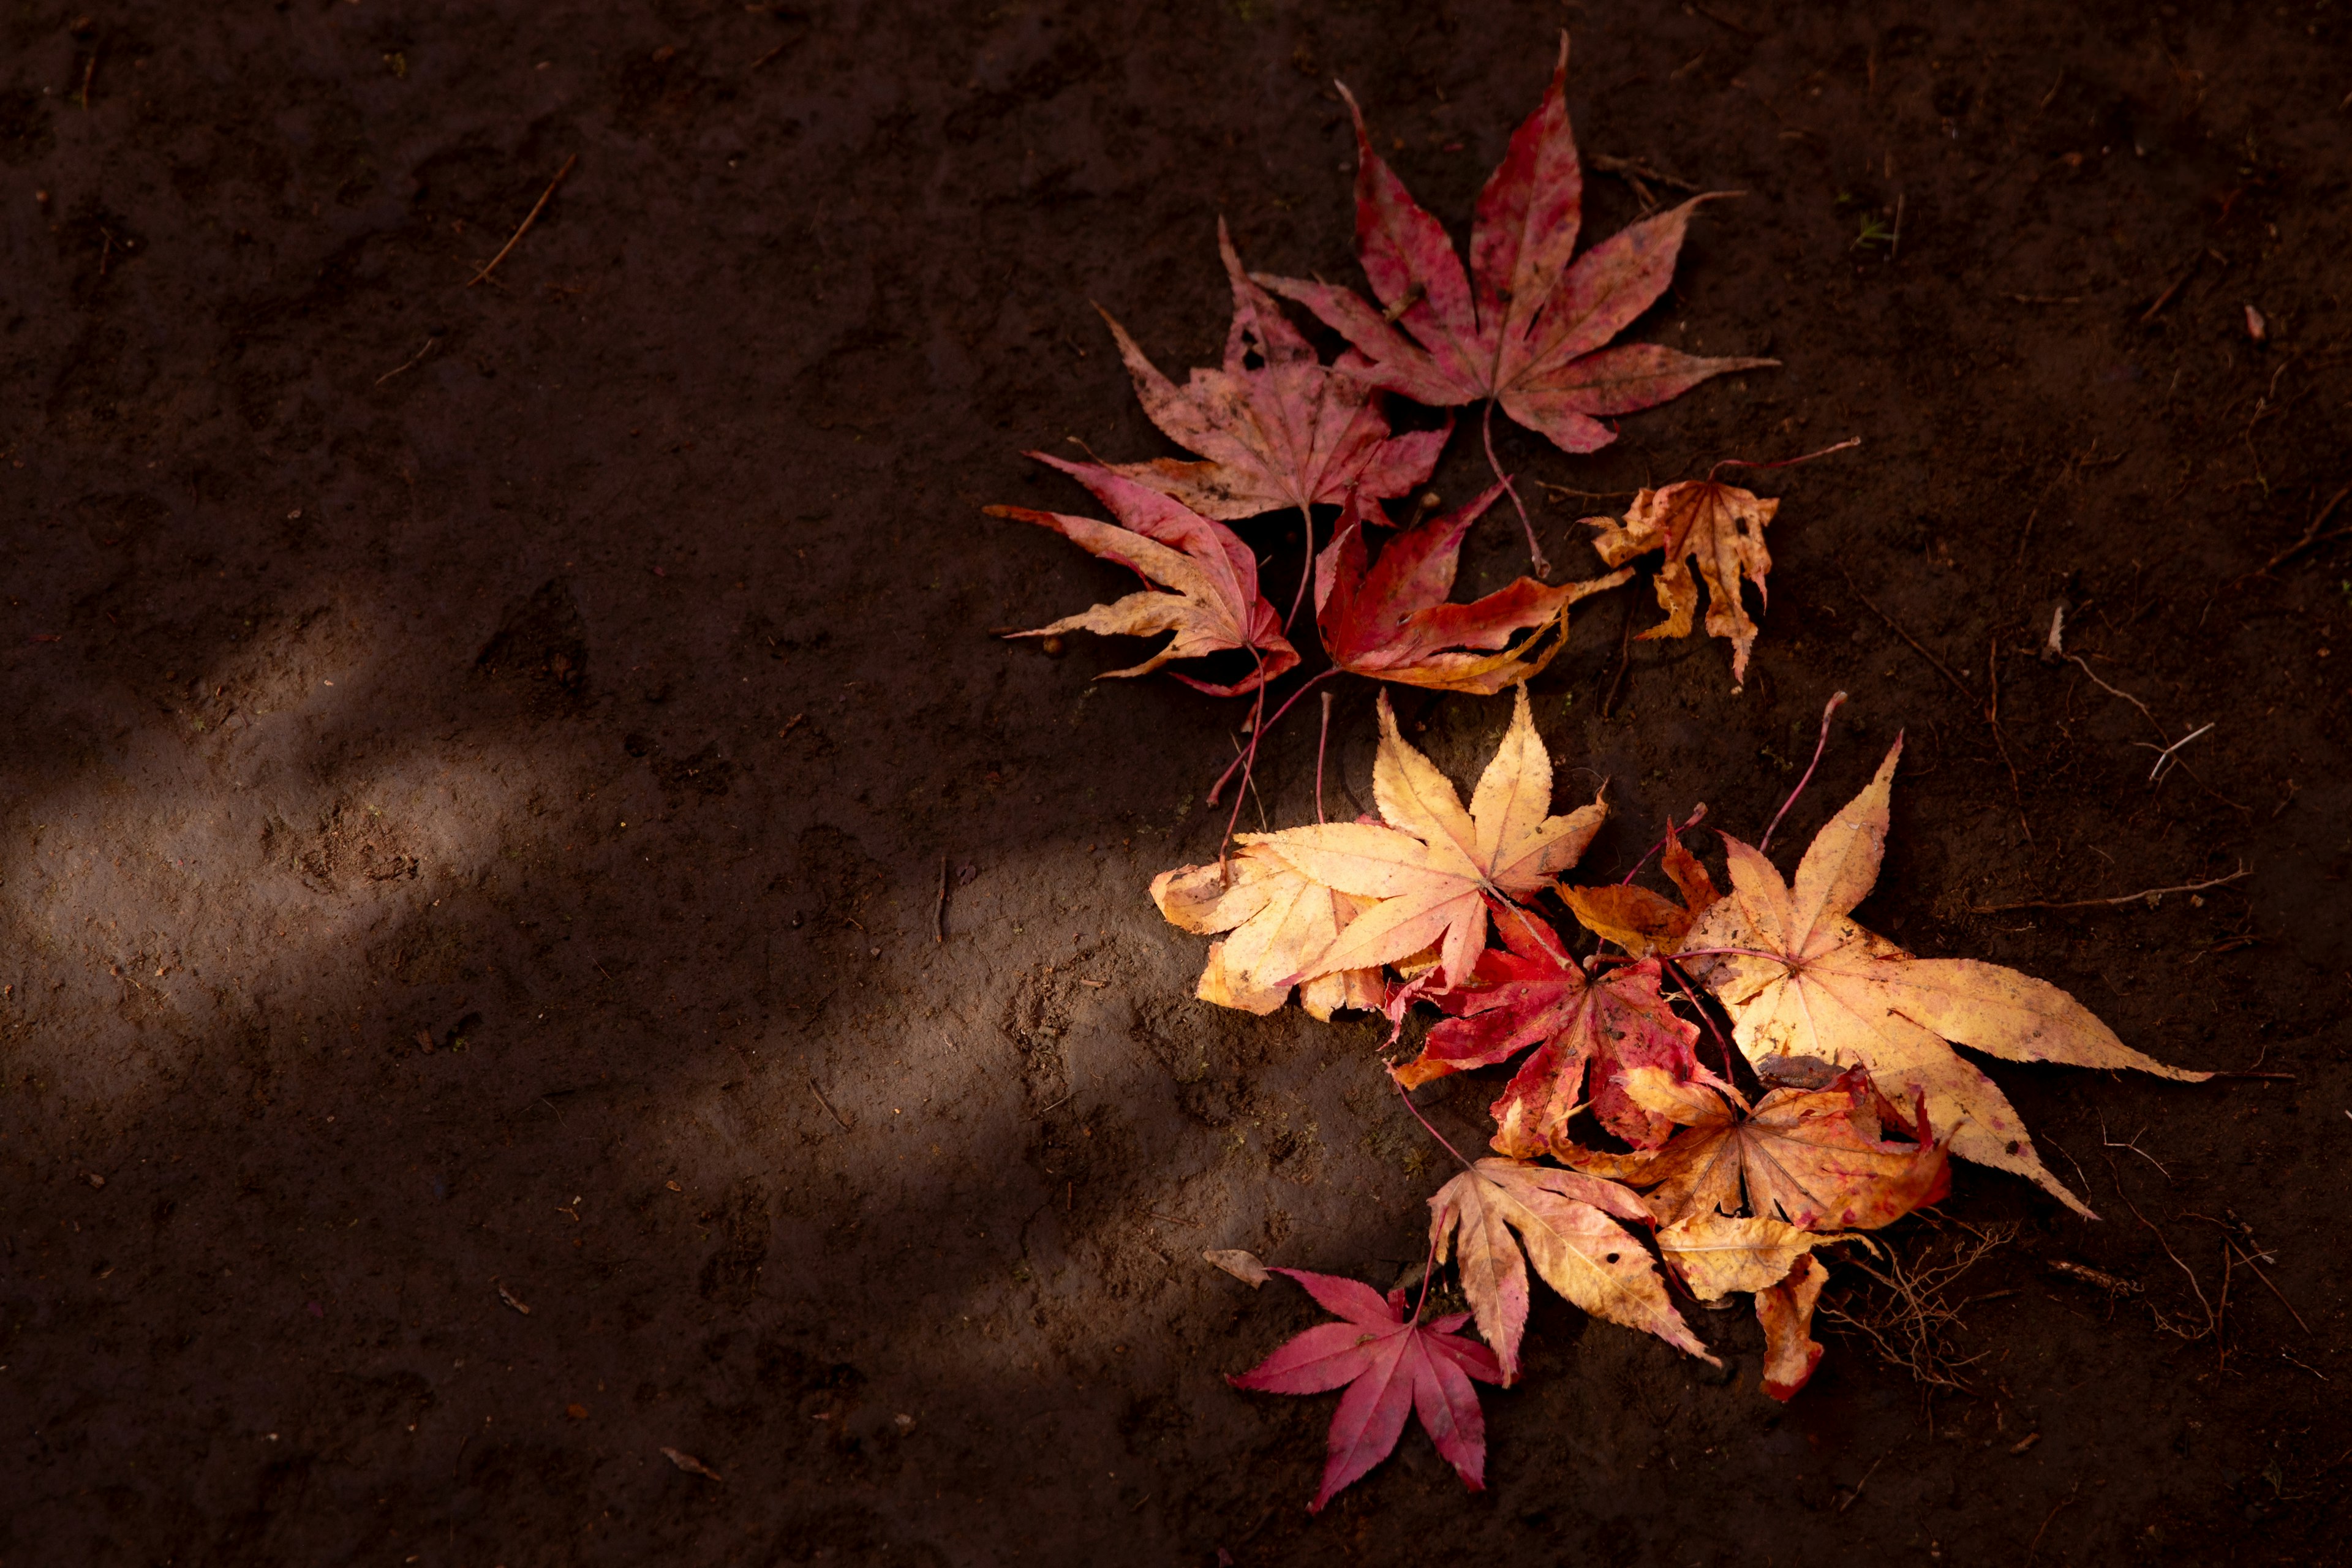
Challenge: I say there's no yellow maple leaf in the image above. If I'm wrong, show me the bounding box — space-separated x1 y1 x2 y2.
1243 684 1604 988
1427 1157 1713 1385
1149 845 1384 1020
1684 738 2210 1216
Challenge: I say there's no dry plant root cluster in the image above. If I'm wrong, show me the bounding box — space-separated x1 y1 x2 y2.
984 37 2208 1515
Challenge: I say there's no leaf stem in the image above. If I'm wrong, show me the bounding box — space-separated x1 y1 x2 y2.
1482 398 1549 578
1215 647 1270 871
1662 956 1741 1080
1408 1224 1442 1327
1284 503 1316 631
1389 1071 1478 1175
1704 435 1862 484
1314 691 1336 826
1206 665 1341 807
1759 690 1848 852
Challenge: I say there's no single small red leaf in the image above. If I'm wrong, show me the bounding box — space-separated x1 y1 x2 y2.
1230 1268 1501 1512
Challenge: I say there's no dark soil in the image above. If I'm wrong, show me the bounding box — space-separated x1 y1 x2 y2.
4 2 2348 1562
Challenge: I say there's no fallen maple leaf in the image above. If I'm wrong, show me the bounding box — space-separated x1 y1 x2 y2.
1229 1267 1502 1512
1556 815 1720 958
1150 844 1384 1020
1585 477 1778 688
1653 1214 1838 1400
1256 36 1773 567
1394 907 1701 1156
1314 486 1629 693
1683 739 2212 1215
1559 1063 1950 1230
1428 1157 1713 1384
1098 219 1450 521
1242 684 1605 988
989 454 1298 695
1755 1253 1830 1400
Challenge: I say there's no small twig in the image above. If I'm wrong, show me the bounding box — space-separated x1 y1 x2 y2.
1888 190 1904 263
2098 1112 2171 1180
1834 1455 1885 1515
807 1077 853 1131
2247 484 2350 576
375 335 440 386
2024 1481 2079 1566
2135 721 2214 783
2064 655 2160 731
1601 597 1635 718
2108 1159 2215 1343
466 154 578 288
2139 251 2204 326
1844 571 1978 705
2178 1216 2312 1334
1760 691 1848 851
1589 153 1703 194
933 856 949 943
1969 865 2247 914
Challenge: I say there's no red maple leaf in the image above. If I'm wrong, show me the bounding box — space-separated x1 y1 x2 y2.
1256 36 1773 571
1314 486 1627 693
1096 219 1451 522
1395 907 1701 1155
989 454 1300 696
1229 1267 1502 1512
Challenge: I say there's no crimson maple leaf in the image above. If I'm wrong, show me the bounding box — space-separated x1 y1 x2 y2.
1229 1267 1502 1512
1314 486 1627 693
1394 907 1702 1156
1257 36 1773 571
1096 219 1451 522
989 454 1298 696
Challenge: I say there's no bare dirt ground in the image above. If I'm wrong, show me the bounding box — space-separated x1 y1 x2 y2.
3 1 2348 1562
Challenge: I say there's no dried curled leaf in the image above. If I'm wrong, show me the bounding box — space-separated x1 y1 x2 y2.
1428 1157 1712 1384
1098 218 1449 519
1315 488 1627 694
1557 817 1720 957
1756 1253 1830 1401
1585 478 1778 688
990 454 1298 696
1204 1248 1272 1287
1684 739 2211 1216
1656 1214 1848 1402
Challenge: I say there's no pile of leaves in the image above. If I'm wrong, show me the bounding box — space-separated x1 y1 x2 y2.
987 38 2208 1514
